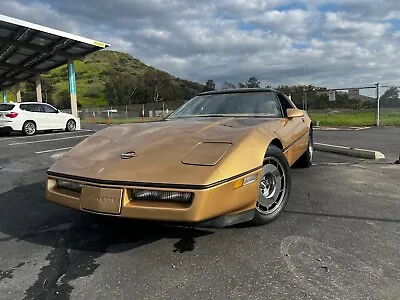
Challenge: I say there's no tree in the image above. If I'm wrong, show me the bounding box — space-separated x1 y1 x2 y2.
139 70 182 103
57 89 82 109
204 79 215 91
222 82 236 90
21 78 37 101
41 74 56 104
380 87 399 108
246 76 260 88
104 70 139 105
237 76 261 89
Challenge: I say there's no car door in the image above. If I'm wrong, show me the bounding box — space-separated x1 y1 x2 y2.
41 103 64 129
276 92 309 162
20 103 47 130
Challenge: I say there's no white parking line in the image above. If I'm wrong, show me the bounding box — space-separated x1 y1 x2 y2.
0 129 94 140
35 147 73 154
9 134 91 146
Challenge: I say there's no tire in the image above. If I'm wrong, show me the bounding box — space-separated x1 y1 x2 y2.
23 121 36 136
294 127 313 168
66 119 76 132
249 145 291 226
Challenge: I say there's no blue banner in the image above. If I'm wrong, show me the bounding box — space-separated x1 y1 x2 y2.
2 90 6 103
68 63 76 95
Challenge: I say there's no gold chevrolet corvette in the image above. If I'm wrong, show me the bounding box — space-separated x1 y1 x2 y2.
46 88 313 227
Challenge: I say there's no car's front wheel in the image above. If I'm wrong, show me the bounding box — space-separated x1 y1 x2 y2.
249 144 291 225
23 121 36 136
66 119 76 132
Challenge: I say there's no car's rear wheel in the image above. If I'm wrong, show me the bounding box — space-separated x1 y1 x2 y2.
23 121 36 136
250 145 291 225
66 119 76 132
294 128 313 168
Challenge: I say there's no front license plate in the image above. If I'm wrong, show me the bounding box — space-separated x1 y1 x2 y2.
80 185 123 215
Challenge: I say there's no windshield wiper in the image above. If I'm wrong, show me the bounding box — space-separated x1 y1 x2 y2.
196 114 226 117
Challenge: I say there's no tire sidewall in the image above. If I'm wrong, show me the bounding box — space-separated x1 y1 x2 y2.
305 128 313 166
23 121 36 136
251 145 291 225
293 127 313 168
66 119 76 132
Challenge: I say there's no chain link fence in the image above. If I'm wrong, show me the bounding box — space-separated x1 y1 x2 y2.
287 84 400 127
61 100 186 124
61 84 399 127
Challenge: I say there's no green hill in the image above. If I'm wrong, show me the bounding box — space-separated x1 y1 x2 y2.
7 50 205 108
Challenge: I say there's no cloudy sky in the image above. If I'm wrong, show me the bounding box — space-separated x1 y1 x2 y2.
2 0 399 90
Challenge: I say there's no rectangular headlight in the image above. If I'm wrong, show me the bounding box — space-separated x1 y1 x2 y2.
131 189 193 203
56 179 83 192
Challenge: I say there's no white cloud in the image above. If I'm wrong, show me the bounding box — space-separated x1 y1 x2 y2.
0 0 399 89
324 12 391 38
245 9 313 37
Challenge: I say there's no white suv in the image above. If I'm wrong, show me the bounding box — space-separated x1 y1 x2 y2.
0 102 79 136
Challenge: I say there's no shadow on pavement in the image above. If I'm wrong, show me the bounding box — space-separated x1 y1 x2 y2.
0 182 214 253
0 182 214 299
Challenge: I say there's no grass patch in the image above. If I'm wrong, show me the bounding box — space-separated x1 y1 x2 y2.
308 109 400 127
80 109 400 127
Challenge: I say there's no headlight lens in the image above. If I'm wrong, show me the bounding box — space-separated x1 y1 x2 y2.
56 179 83 192
131 189 193 203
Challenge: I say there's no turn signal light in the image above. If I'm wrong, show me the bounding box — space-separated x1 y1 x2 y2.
233 174 258 189
5 112 18 118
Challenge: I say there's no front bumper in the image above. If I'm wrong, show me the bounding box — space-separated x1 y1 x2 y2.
45 169 261 227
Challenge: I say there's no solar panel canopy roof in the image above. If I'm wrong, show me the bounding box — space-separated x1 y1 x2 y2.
0 14 110 88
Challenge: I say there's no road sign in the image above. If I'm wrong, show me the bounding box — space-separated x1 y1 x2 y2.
348 88 359 99
328 90 336 101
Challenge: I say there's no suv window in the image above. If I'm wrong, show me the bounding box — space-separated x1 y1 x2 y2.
277 93 294 117
20 104 43 112
0 104 15 111
42 104 58 113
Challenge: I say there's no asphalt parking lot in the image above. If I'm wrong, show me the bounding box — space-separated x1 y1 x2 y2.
0 125 399 300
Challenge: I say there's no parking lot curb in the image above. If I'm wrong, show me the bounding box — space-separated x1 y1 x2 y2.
314 142 386 160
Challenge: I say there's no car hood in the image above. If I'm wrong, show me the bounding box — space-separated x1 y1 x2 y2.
48 117 279 185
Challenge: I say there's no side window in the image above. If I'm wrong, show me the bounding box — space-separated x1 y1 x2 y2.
42 104 57 113
267 92 284 118
20 104 42 112
277 93 294 117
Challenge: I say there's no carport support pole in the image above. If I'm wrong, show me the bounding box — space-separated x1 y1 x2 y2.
16 83 21 103
2 90 6 103
35 73 42 102
375 83 380 126
68 59 78 118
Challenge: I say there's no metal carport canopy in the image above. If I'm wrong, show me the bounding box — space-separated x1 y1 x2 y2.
0 14 110 119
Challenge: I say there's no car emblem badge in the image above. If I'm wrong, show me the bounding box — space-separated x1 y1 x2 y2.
121 151 137 159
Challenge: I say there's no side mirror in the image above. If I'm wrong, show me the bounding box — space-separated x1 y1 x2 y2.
287 108 304 119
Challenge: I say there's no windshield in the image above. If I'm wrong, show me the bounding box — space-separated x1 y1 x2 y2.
167 91 283 119
0 104 15 111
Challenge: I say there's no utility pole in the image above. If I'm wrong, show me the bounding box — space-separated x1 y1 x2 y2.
375 83 380 126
